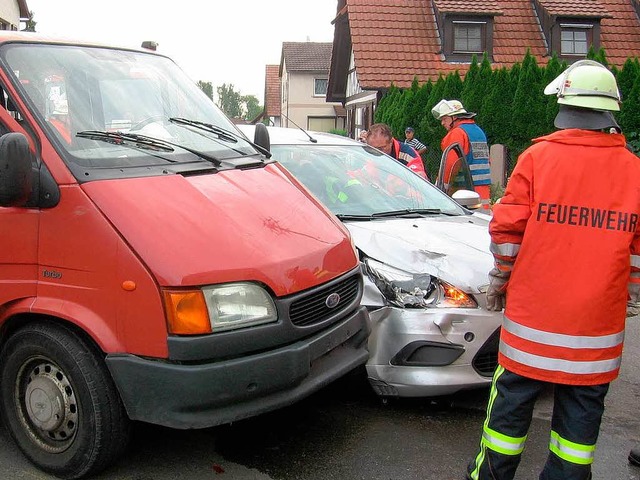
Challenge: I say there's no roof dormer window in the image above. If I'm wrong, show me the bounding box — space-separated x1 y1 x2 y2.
560 24 591 56
440 15 495 61
453 21 484 53
532 0 609 59
433 1 502 62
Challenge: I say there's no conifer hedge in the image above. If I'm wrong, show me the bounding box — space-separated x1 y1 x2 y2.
373 49 640 175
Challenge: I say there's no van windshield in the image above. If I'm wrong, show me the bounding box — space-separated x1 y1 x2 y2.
2 43 258 179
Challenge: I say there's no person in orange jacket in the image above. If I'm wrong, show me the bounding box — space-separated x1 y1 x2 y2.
465 60 640 480
432 99 491 208
364 123 429 180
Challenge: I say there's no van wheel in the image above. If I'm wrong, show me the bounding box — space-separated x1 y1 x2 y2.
0 322 131 479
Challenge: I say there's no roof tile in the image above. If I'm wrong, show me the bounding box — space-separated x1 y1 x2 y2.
537 0 611 17
264 65 281 117
282 42 333 71
343 0 640 90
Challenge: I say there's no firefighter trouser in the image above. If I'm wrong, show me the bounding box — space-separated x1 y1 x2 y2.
466 365 609 480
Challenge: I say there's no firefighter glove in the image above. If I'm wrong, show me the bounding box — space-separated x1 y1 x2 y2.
486 267 509 312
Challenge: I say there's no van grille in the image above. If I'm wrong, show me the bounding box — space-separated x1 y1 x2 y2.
289 275 360 327
472 328 500 377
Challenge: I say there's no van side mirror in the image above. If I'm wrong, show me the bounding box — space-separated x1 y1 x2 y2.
0 133 32 207
254 123 271 152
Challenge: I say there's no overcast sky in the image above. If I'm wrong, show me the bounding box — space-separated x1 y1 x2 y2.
26 0 337 104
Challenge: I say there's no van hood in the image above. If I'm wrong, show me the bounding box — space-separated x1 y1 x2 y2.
346 213 492 292
82 165 356 295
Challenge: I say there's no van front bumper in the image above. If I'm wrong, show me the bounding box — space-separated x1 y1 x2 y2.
106 306 370 429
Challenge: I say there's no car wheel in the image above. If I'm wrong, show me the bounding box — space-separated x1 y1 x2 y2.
0 322 130 479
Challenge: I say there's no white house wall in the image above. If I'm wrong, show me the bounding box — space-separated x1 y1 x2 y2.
0 0 20 29
281 71 340 130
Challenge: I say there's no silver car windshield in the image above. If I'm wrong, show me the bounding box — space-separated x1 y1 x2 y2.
271 144 466 217
2 43 256 174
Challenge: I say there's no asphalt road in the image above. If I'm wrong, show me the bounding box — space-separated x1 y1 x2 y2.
2 317 640 480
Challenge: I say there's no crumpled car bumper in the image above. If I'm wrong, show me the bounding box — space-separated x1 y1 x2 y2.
366 305 501 398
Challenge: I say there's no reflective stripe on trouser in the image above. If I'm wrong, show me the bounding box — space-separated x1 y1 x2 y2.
466 366 609 480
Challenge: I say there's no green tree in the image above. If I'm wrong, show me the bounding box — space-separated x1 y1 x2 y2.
376 84 401 125
587 46 609 68
216 83 244 118
22 10 36 32
242 94 262 121
408 80 433 148
464 53 493 116
442 71 463 102
619 74 640 134
541 54 565 134
510 51 544 153
197 81 214 101
461 55 480 108
616 58 639 104
481 67 513 145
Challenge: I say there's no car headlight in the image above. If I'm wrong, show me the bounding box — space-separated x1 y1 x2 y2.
364 258 477 309
163 283 278 334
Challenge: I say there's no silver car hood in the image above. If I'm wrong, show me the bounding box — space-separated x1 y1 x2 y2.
346 212 493 293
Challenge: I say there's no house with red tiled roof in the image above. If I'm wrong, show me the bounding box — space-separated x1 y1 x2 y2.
280 41 346 132
251 65 282 126
327 0 640 138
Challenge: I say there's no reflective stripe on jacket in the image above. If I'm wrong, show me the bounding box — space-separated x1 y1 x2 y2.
490 128 640 385
392 138 428 180
459 123 491 186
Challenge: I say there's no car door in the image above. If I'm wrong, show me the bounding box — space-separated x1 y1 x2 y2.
0 84 39 306
435 142 475 197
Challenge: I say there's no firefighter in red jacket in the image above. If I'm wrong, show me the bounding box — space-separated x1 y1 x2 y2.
466 60 640 480
432 99 491 208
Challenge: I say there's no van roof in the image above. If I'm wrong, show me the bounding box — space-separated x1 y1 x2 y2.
0 31 156 54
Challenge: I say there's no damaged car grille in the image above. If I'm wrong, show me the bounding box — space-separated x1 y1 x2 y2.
472 327 500 377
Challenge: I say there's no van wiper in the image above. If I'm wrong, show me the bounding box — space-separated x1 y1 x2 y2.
371 208 454 218
76 130 175 152
76 130 222 166
169 117 266 158
169 117 239 143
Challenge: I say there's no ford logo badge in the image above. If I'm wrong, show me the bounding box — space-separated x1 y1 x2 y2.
325 292 341 308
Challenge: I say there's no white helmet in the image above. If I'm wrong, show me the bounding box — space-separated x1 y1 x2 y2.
431 99 473 120
544 60 620 111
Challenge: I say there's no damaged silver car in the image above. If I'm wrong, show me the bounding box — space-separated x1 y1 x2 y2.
238 125 502 398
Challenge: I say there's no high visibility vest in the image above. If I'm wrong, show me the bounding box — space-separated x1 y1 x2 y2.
490 129 640 385
458 123 491 187
392 138 428 180
324 176 361 204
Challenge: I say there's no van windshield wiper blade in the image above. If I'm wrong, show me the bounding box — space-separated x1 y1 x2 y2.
169 117 239 143
169 117 264 158
76 130 222 166
76 130 175 153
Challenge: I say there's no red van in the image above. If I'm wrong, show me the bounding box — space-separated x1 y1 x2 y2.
0 33 369 478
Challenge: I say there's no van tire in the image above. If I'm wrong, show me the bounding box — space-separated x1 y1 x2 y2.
0 322 131 479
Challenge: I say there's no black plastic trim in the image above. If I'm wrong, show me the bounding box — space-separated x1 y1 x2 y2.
106 305 370 429
390 340 465 366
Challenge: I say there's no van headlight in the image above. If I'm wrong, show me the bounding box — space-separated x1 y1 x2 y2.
164 283 278 334
364 258 477 309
